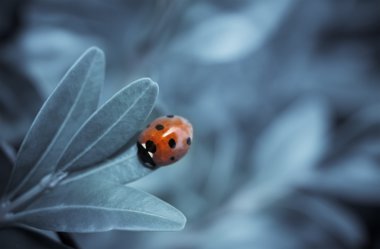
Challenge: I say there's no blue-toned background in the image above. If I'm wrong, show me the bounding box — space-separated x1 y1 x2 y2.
2 1 380 248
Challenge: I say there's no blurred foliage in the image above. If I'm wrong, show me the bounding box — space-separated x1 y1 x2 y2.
2 0 380 248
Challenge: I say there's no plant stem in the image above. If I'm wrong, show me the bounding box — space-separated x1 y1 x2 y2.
0 172 67 222
6 180 47 212
0 183 45 224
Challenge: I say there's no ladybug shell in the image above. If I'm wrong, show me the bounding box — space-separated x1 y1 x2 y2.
137 115 193 168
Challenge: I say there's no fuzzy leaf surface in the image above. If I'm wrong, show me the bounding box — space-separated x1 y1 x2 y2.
62 145 152 186
7 47 104 198
14 179 186 232
56 78 158 173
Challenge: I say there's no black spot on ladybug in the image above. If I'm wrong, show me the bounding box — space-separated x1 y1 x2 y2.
187 137 192 145
145 140 157 153
170 156 175 161
167 115 174 118
155 124 164 130
168 139 176 148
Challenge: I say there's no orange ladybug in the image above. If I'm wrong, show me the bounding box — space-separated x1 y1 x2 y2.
137 115 193 168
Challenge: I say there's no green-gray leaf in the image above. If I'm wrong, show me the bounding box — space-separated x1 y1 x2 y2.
13 179 186 232
61 146 152 186
252 98 329 183
6 47 104 199
56 78 158 173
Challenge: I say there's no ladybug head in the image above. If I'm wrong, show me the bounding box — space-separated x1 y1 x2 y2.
137 141 156 169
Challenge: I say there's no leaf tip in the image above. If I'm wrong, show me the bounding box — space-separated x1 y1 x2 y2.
128 77 159 103
86 46 104 55
83 46 105 64
169 207 187 231
138 77 159 93
176 211 187 230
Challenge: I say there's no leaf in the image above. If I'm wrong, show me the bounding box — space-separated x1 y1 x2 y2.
56 78 158 173
61 145 152 186
7 47 105 199
304 155 380 204
0 142 15 197
331 104 380 156
284 194 364 248
231 98 330 211
252 98 329 184
170 1 293 63
13 179 186 232
0 227 72 249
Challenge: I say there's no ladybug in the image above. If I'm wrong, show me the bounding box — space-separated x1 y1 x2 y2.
137 115 193 168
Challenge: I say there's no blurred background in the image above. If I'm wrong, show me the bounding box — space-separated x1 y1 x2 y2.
2 0 380 248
